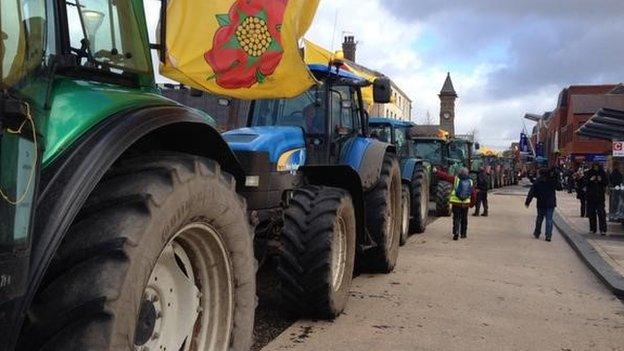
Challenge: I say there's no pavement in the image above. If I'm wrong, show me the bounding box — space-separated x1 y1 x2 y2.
262 187 624 351
554 191 624 297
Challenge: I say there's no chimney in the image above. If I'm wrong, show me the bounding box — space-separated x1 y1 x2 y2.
342 36 357 62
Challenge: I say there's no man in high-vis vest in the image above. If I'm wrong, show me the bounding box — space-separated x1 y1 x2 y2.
435 167 477 240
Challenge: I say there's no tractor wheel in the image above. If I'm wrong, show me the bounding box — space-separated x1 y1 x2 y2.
19 153 256 351
362 153 402 273
278 186 356 319
409 165 429 234
400 185 410 246
435 181 452 217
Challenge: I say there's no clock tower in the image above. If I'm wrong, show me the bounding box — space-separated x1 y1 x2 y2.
439 72 457 136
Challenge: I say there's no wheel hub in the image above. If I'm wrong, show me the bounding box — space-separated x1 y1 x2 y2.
134 223 234 351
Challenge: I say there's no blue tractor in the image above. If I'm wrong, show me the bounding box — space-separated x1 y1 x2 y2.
368 118 430 244
223 64 401 318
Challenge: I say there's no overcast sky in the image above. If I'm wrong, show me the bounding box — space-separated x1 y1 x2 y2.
305 0 624 149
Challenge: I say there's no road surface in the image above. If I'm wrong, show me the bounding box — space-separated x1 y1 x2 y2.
262 187 624 351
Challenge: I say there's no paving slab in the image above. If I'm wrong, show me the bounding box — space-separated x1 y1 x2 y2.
554 191 624 298
262 187 624 351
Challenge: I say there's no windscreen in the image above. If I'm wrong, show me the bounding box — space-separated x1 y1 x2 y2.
448 141 468 162
65 0 150 74
414 140 443 164
370 125 392 143
250 86 327 135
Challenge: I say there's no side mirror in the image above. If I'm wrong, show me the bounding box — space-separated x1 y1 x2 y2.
373 77 392 103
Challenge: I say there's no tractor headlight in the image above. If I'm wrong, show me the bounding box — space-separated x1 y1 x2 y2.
277 148 306 172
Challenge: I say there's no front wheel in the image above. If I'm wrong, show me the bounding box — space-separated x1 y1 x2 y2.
435 181 452 217
19 153 256 351
278 186 356 319
362 153 402 273
409 165 429 233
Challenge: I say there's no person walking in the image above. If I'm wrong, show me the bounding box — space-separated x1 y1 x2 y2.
435 167 476 240
525 168 561 242
585 162 608 235
473 167 489 217
610 166 623 187
575 169 587 217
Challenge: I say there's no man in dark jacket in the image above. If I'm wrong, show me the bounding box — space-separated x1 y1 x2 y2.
525 168 562 242
610 167 623 187
473 167 489 216
585 162 608 235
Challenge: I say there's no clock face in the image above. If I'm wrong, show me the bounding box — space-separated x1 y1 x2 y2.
443 112 451 120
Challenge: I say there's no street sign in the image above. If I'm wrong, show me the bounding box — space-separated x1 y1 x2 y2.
613 141 624 157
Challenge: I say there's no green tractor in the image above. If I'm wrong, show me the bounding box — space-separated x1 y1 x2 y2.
369 118 430 243
1 1 256 350
411 135 452 216
411 135 475 217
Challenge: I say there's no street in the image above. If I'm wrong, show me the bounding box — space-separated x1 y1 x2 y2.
262 187 624 351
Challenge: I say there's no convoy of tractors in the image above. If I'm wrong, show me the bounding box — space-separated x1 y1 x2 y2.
0 1 517 350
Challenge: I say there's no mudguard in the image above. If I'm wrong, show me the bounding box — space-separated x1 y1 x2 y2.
340 137 395 191
7 105 243 347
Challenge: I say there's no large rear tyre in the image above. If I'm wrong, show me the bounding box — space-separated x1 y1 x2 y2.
400 185 410 246
435 181 452 217
19 153 256 351
362 154 402 273
409 165 429 233
278 186 356 319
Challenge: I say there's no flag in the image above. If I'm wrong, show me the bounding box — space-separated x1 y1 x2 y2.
161 0 319 99
303 39 379 107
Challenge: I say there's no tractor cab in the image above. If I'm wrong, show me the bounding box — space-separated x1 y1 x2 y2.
412 136 448 167
369 118 413 159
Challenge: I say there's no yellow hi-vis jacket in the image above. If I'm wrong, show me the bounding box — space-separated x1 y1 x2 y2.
450 177 473 205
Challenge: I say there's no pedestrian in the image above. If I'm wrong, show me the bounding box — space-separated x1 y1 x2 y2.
434 167 476 240
525 168 562 242
585 162 608 235
609 166 623 187
473 167 489 217
566 169 575 194
575 169 587 217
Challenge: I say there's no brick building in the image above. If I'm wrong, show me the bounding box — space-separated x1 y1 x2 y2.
526 84 624 168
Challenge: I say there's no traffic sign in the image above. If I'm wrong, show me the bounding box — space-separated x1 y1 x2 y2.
614 141 624 157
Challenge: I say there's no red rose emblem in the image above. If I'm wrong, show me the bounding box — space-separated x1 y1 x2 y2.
205 0 288 89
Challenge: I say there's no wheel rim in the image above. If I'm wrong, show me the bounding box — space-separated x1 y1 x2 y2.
331 216 348 291
134 223 234 351
401 192 410 238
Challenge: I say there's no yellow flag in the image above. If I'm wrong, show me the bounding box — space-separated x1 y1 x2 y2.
161 0 319 99
303 39 378 107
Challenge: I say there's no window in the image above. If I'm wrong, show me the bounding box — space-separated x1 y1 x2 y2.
250 86 327 135
65 0 151 74
395 128 408 157
1 0 47 89
370 125 392 143
414 141 443 164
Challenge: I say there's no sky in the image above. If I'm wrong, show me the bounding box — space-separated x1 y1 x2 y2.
304 0 624 149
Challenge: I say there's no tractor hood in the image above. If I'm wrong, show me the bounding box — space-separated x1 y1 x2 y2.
223 126 305 163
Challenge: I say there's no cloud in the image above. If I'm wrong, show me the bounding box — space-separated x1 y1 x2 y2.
304 0 624 149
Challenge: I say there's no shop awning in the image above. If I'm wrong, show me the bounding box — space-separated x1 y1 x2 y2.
576 108 624 141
